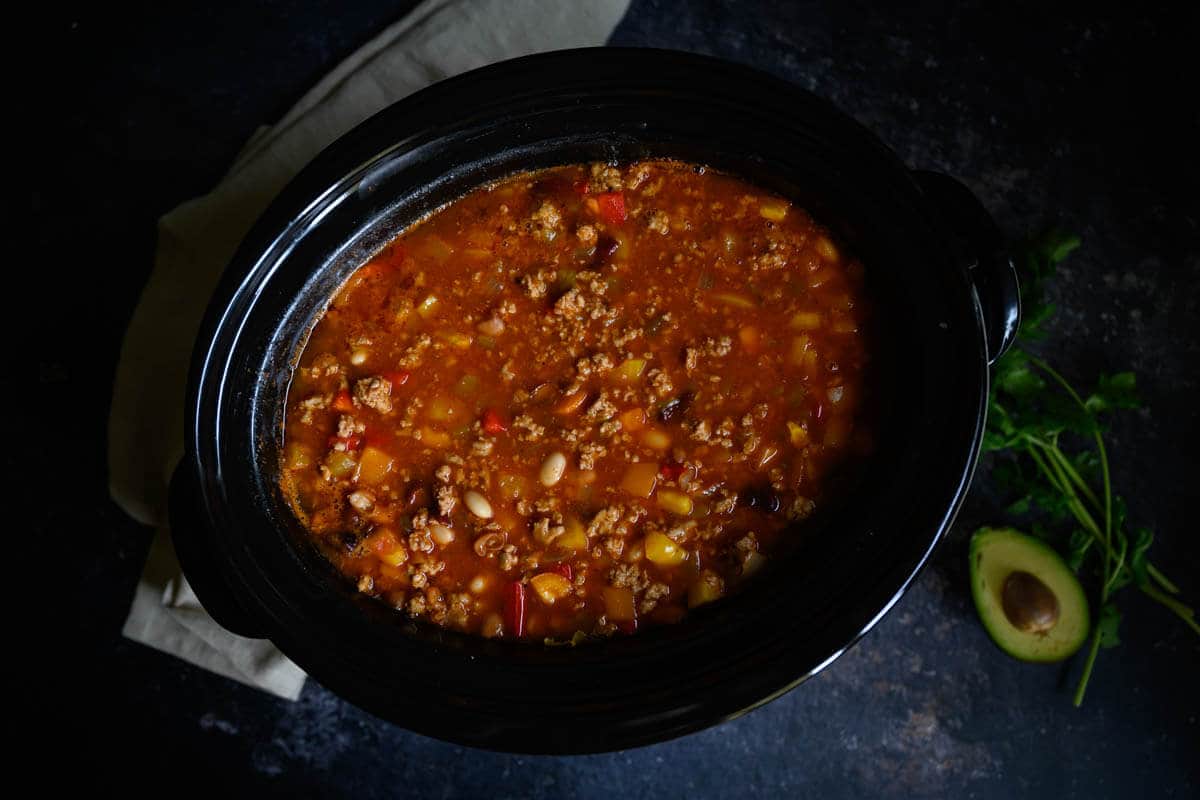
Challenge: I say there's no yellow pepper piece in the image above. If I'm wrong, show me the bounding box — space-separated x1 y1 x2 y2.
530 573 573 605
614 357 648 383
620 462 659 498
688 571 725 608
357 446 394 484
787 422 810 447
603 586 636 621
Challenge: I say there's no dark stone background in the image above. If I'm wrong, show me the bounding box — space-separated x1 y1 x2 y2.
44 1 1198 796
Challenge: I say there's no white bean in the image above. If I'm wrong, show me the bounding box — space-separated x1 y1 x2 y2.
476 317 505 336
430 523 455 546
539 451 567 487
463 490 494 519
469 575 487 594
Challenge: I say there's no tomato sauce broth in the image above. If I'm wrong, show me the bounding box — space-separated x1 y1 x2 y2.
281 160 873 641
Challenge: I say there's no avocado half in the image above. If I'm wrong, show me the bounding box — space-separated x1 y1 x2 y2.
969 527 1090 663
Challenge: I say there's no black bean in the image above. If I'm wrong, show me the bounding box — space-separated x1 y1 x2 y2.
659 391 694 423
741 485 781 513
595 234 619 262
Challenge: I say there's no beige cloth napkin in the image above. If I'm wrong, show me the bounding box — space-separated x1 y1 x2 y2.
111 0 632 700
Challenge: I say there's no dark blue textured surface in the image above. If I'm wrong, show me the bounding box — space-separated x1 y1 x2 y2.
47 1 1198 795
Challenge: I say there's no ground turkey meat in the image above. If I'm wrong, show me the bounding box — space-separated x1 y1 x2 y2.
531 201 562 230
578 441 608 470
647 210 670 235
640 582 670 614
354 376 393 413
436 485 457 516
609 563 650 593
589 163 623 192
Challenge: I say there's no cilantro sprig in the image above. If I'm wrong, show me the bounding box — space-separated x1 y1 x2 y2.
983 232 1198 706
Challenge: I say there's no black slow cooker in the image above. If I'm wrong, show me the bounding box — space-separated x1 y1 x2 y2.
170 48 1019 753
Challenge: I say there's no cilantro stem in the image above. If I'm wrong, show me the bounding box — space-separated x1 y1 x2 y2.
1141 583 1200 635
1072 629 1103 707
1024 359 1181 598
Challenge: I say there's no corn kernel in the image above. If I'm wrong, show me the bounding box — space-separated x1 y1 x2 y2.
645 532 688 566
758 201 789 222
789 311 823 330
815 235 839 262
380 547 408 567
656 489 694 516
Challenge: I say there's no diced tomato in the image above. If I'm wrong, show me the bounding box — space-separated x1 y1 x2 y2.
385 370 411 388
659 461 685 482
596 192 627 225
572 179 590 195
481 408 508 434
503 581 527 637
332 389 355 413
550 562 574 581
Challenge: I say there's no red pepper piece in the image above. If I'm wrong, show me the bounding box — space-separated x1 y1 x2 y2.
327 433 363 451
481 408 508 435
596 192 627 225
332 389 355 413
550 562 573 581
572 179 590 195
659 461 685 482
503 581 527 638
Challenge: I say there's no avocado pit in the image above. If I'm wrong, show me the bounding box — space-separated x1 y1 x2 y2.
1001 570 1060 634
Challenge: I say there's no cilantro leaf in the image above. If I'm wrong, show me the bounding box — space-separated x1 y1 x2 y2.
1085 372 1140 415
1098 602 1122 649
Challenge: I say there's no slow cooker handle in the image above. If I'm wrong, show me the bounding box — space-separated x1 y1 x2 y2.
912 170 1021 364
168 464 270 639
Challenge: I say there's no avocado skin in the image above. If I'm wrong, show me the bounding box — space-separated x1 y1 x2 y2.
969 527 1091 663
